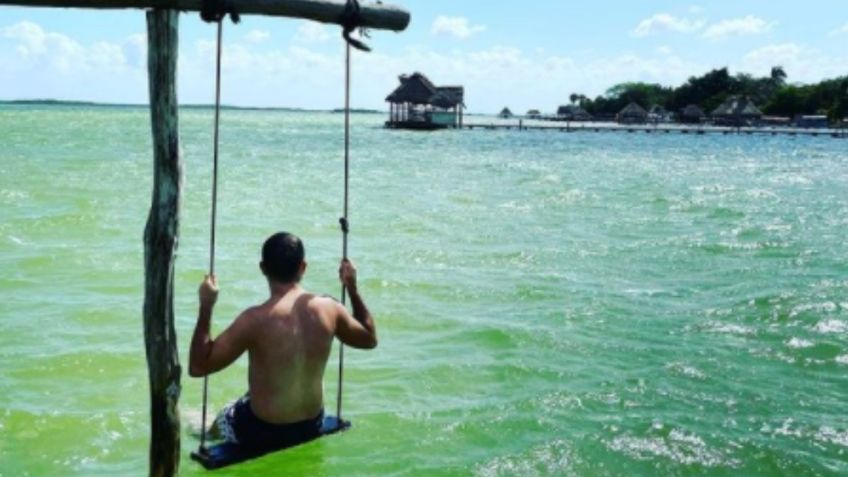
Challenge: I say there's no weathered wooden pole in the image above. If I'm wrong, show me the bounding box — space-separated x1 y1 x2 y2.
143 8 182 477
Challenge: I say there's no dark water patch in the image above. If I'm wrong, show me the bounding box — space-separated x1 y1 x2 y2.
708 207 746 220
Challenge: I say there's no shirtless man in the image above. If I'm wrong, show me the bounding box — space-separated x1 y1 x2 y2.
189 232 377 450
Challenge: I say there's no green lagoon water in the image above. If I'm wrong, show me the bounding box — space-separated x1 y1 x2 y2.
1 105 847 476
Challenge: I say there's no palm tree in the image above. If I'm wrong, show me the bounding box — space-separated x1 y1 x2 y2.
770 66 787 87
569 93 580 105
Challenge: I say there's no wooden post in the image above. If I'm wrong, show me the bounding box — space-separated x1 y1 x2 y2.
143 9 182 477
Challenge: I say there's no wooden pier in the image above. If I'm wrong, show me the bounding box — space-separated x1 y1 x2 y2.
462 121 848 139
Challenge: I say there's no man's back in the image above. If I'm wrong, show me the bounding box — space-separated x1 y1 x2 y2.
189 232 377 437
246 292 336 424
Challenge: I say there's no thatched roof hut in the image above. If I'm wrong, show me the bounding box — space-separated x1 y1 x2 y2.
526 109 542 119
712 96 763 126
385 73 465 129
618 102 648 124
680 104 706 124
435 86 465 108
385 73 437 105
499 107 513 118
385 73 464 108
556 105 592 121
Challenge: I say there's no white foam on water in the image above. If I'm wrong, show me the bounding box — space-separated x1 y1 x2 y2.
706 321 757 336
745 188 779 200
8 235 24 245
791 302 838 318
624 288 665 297
665 362 707 380
546 189 588 205
769 173 813 185
0 189 28 202
764 223 792 233
691 184 736 194
835 355 848 365
773 418 804 438
474 439 574 477
716 241 767 251
816 427 848 447
786 337 815 349
497 200 532 211
813 318 848 334
606 429 738 468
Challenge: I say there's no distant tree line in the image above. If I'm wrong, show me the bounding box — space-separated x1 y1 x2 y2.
571 67 848 123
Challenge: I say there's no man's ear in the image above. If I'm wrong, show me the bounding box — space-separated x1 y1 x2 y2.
298 261 307 279
259 261 267 276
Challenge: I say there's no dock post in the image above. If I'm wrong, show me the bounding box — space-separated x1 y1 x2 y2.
143 9 182 477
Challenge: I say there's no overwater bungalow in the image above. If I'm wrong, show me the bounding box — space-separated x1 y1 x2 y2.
385 72 465 130
712 96 763 127
499 107 514 119
556 105 593 121
680 104 706 124
617 102 648 124
526 109 542 119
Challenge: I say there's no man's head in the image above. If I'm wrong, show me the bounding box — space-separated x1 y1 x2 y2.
261 232 306 284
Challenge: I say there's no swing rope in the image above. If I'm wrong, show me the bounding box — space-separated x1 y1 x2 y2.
336 0 370 423
196 0 367 452
336 40 352 421
198 17 224 454
198 0 238 450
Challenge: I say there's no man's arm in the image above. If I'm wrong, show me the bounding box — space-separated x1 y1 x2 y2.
189 274 252 377
335 259 377 349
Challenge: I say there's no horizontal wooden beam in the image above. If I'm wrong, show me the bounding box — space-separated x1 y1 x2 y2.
0 0 410 31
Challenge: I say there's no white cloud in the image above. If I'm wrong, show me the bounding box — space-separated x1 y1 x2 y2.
632 14 705 37
743 43 802 64
245 30 270 43
294 21 330 43
123 33 147 69
1 21 130 73
431 16 486 39
830 22 848 36
3 21 81 63
738 43 848 83
0 22 708 111
702 16 775 40
0 21 145 102
3 21 845 114
657 46 673 55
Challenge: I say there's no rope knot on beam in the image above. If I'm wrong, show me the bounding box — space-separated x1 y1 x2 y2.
340 0 370 52
200 0 240 24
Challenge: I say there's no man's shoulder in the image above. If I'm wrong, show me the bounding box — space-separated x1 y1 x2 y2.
307 293 341 306
238 305 264 321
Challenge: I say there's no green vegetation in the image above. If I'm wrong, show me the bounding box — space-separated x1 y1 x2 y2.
575 67 848 123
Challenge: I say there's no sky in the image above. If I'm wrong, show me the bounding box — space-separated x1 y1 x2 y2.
0 1 846 113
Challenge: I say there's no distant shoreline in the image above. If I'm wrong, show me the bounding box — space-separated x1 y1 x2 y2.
0 99 382 114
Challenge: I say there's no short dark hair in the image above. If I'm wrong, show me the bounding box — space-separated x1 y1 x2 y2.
262 232 305 283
